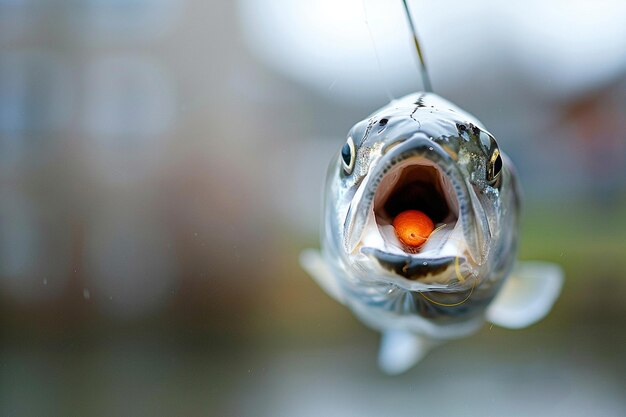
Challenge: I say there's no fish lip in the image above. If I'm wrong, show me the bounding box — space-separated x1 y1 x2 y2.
343 135 483 267
360 247 458 281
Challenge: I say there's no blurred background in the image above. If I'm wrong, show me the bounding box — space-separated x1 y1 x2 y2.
0 1 625 416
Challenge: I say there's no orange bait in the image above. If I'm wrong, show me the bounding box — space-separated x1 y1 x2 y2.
393 210 434 248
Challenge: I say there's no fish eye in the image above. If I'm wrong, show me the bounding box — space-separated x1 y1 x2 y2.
341 137 356 175
487 148 502 183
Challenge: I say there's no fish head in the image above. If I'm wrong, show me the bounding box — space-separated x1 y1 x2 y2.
326 92 519 292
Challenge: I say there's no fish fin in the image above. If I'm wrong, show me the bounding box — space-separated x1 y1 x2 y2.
486 261 564 329
378 330 435 375
299 249 345 304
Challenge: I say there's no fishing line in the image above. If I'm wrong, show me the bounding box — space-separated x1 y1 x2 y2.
418 261 478 307
418 282 475 307
401 0 433 92
413 232 480 307
362 0 395 102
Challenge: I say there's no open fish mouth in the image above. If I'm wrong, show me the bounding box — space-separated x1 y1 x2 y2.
344 137 481 286
373 158 459 248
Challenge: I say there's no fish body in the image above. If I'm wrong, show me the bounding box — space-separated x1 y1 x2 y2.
301 92 563 373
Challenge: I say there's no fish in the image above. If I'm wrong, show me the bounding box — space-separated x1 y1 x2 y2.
300 92 563 374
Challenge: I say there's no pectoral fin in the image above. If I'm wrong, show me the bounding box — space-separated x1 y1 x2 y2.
378 330 437 374
486 261 564 329
299 249 345 304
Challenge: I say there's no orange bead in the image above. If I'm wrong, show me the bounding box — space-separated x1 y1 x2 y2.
393 210 435 248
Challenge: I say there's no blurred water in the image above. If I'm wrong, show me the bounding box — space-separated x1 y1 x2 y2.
2 324 624 416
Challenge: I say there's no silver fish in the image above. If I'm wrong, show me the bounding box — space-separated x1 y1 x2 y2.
301 92 563 374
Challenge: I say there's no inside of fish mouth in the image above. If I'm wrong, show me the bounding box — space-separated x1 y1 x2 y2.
373 158 459 250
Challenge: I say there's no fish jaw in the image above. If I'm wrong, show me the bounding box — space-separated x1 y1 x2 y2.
342 136 485 288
